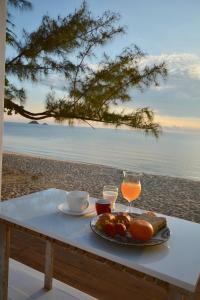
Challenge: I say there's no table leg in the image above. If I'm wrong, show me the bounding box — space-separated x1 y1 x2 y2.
0 224 10 300
44 240 54 290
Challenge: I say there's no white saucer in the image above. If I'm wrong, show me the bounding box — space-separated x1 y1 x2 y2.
58 197 96 216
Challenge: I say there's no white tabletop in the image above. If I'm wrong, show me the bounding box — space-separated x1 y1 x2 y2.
0 188 199 292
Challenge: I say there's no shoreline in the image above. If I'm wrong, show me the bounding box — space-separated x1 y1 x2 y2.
2 152 200 223
4 150 200 182
4 150 121 171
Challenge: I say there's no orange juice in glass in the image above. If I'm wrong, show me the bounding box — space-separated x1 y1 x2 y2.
121 171 141 212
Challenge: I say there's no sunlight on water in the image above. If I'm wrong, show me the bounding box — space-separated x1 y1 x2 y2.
3 122 200 180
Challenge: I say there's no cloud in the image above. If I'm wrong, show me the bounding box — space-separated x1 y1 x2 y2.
155 115 200 129
40 74 67 91
150 84 174 91
140 53 200 81
130 52 200 119
140 53 200 73
39 52 200 121
187 64 200 80
108 105 200 129
40 52 200 89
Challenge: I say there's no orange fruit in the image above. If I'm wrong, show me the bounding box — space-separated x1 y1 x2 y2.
130 220 154 241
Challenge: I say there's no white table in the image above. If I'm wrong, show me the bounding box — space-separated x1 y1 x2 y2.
0 188 200 300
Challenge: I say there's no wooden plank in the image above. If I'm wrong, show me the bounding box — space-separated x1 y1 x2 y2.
0 224 10 300
10 229 169 300
168 285 182 300
44 240 54 290
168 284 196 300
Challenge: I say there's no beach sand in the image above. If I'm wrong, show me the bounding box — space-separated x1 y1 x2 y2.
2 152 200 223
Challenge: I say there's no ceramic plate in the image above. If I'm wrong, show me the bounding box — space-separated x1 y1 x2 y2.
90 212 170 246
58 198 96 216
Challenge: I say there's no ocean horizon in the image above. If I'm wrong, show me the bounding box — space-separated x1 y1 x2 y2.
3 121 200 181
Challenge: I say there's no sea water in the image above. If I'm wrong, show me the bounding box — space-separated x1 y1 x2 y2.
3 122 200 181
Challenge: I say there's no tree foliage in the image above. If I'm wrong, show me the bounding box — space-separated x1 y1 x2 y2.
5 1 167 136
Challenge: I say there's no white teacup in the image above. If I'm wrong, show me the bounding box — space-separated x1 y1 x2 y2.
67 191 89 213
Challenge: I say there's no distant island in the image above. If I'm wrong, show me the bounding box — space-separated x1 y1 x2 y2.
28 121 39 124
28 121 48 125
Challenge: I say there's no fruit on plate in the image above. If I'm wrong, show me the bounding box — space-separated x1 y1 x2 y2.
95 213 115 230
115 223 127 236
130 220 154 241
115 213 132 229
104 222 116 237
99 213 116 223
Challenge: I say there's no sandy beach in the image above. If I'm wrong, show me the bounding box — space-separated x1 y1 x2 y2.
2 152 200 223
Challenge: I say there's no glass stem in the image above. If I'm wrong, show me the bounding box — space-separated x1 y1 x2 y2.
129 201 132 213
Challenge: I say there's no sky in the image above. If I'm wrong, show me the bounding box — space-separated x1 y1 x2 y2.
6 0 200 129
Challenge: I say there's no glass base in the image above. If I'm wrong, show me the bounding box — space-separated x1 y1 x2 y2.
111 203 115 212
126 200 134 213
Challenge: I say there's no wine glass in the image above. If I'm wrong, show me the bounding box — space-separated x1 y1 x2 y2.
121 171 141 212
103 185 118 210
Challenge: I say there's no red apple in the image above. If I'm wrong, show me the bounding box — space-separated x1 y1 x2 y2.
104 222 116 237
115 223 127 236
115 213 131 229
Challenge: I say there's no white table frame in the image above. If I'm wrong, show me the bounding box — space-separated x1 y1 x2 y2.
0 189 199 300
